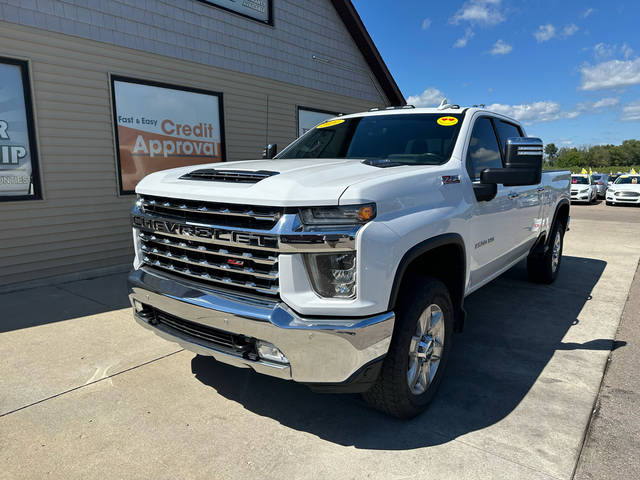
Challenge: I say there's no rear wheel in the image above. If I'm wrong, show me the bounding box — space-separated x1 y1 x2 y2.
527 223 564 283
362 277 453 419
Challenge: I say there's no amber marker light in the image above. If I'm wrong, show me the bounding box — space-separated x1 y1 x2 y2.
358 205 375 221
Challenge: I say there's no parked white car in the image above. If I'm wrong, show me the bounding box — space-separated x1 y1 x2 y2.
570 174 597 203
606 175 640 206
129 105 571 418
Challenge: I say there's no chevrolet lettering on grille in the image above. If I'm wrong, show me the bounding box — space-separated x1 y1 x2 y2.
131 215 278 249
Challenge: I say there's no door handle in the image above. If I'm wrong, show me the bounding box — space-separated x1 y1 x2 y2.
508 191 520 199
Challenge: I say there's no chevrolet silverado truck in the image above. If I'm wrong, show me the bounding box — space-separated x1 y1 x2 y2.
128 105 571 418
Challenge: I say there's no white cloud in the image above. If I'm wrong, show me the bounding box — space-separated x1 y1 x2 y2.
592 97 620 109
565 111 580 119
580 58 640 90
450 0 505 27
489 39 512 55
594 43 634 61
421 18 432 30
407 87 446 107
583 8 595 18
453 28 475 48
621 100 640 121
486 101 563 123
594 42 616 60
534 24 556 43
562 24 579 37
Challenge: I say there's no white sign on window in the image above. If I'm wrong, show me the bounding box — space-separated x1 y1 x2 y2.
0 59 39 199
112 77 225 194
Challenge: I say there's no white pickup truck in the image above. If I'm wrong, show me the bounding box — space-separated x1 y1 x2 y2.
129 106 571 418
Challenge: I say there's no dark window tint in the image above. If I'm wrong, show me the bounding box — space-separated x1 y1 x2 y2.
466 117 502 181
278 114 464 165
494 120 523 152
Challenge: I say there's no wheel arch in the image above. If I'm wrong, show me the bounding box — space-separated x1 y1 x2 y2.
388 233 467 332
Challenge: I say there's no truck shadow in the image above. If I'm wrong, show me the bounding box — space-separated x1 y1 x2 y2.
191 255 616 450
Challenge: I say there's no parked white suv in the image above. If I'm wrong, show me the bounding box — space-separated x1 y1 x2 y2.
129 106 571 418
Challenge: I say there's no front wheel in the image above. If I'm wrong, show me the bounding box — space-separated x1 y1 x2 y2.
527 223 564 283
362 277 453 419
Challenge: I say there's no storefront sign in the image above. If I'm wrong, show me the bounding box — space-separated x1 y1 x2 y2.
198 0 272 24
111 76 225 194
298 107 340 137
0 58 40 200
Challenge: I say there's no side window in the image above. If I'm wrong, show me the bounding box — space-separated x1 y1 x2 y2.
494 120 523 152
466 117 503 181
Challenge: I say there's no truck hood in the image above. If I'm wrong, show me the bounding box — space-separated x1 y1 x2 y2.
135 158 419 206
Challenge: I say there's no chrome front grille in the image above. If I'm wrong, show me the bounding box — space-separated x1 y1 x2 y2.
616 191 640 197
139 195 282 229
136 195 283 297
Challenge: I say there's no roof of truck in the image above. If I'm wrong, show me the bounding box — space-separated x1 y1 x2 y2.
335 106 521 126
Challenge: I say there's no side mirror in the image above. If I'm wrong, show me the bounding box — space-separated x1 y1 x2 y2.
480 137 543 187
262 143 277 159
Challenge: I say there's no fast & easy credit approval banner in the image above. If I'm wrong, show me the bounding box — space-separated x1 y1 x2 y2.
113 78 224 193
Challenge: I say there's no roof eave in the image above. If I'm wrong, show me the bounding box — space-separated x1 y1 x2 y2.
330 0 405 106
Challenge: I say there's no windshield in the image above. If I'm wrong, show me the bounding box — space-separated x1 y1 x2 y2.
591 175 602 180
571 176 589 185
278 113 465 166
614 175 640 185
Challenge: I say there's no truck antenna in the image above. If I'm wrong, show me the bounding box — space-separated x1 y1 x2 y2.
437 98 452 110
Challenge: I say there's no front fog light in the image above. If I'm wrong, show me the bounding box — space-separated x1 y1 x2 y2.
305 252 356 298
256 341 289 364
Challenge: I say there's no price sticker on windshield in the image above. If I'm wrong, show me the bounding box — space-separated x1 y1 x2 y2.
437 116 458 126
316 119 345 129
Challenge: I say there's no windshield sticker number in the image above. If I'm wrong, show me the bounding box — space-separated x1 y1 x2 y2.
316 119 345 129
437 116 458 126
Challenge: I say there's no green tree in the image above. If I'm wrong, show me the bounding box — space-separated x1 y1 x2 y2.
555 148 585 168
544 143 558 163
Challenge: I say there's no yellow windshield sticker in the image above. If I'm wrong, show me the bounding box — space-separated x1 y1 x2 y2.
437 116 458 126
316 119 345 129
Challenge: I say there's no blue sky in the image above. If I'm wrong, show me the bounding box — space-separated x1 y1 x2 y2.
352 0 640 148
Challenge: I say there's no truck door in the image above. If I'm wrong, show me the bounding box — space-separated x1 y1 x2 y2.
465 116 519 290
494 119 543 252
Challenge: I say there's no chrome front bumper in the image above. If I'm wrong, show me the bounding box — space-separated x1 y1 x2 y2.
128 267 395 384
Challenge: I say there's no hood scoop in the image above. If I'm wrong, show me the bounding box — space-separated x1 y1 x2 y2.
180 169 279 184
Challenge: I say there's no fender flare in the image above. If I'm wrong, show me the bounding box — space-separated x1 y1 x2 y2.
387 233 467 330
530 198 570 257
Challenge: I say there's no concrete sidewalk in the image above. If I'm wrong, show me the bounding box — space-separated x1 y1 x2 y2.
0 203 638 480
574 262 640 480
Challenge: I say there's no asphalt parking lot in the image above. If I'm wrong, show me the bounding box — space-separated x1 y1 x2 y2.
1 201 638 480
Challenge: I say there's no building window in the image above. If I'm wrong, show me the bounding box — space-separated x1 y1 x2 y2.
0 57 41 202
111 76 226 195
297 107 340 137
197 0 273 25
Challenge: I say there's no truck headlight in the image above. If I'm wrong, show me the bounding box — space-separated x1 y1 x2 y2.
304 252 356 298
299 204 376 226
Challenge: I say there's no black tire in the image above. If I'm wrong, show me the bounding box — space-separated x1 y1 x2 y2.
527 223 564 284
606 201 612 206
362 277 454 419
